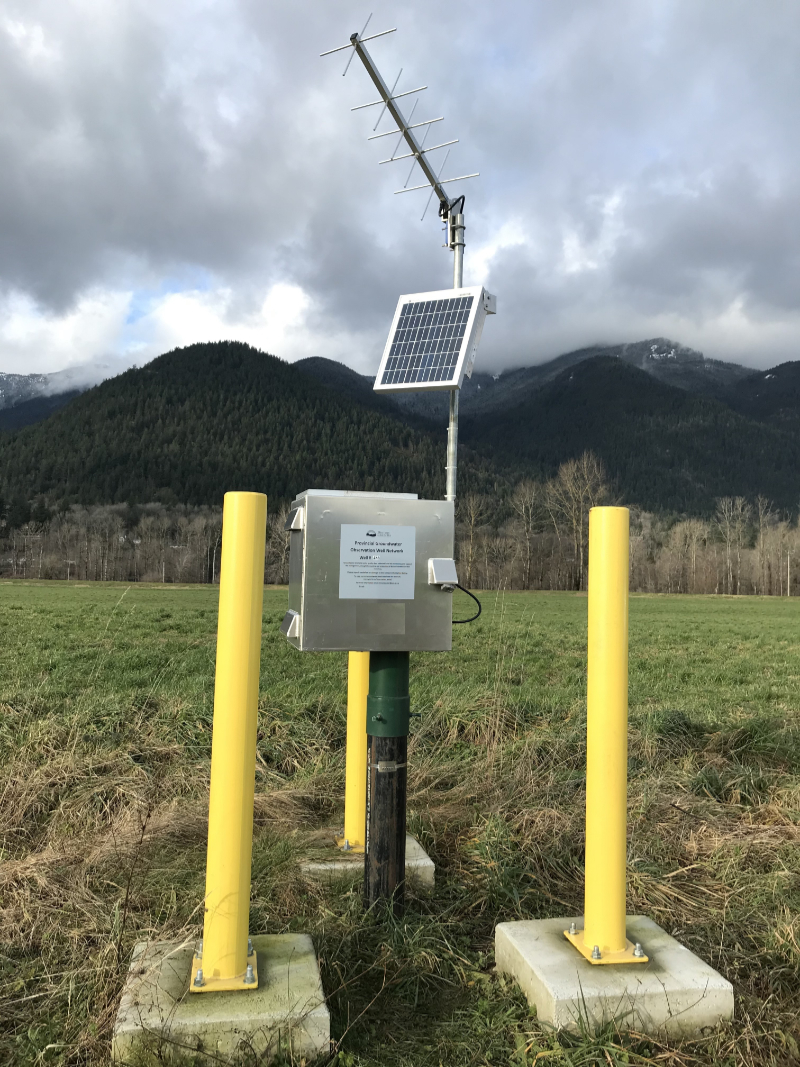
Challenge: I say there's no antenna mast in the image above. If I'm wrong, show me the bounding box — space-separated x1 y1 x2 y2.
322 18 479 501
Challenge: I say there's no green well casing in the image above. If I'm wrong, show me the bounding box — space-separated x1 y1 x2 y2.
366 651 410 737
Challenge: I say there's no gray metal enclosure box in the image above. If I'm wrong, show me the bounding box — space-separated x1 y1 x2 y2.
284 490 455 652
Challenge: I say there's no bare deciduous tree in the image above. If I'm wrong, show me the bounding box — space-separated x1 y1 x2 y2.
510 480 542 590
546 452 609 589
715 497 735 594
457 494 488 587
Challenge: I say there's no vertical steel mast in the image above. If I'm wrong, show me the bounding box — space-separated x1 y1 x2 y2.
321 19 479 502
446 207 465 500
321 21 483 917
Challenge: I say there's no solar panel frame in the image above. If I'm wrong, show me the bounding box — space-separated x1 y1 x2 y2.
373 286 492 393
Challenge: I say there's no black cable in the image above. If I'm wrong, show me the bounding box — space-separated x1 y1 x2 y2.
439 194 466 220
452 582 482 624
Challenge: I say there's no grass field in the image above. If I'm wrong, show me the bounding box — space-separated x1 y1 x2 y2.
1 581 799 1066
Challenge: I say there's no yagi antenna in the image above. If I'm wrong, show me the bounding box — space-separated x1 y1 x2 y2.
320 19 479 230
321 19 492 505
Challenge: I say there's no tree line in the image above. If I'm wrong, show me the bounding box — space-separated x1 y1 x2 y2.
455 454 800 596
1 452 798 595
0 499 290 586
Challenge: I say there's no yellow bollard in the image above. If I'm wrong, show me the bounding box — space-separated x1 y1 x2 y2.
564 506 647 965
336 651 370 852
191 491 267 992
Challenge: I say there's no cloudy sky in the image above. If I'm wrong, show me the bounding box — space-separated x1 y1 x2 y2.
1 0 799 383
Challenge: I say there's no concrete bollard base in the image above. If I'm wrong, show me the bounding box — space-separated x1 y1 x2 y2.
300 833 434 889
495 915 733 1038
112 933 329 1064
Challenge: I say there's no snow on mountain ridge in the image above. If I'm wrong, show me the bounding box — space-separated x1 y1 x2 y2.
0 362 115 410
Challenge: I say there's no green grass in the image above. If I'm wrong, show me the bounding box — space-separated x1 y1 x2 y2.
1 582 799 1065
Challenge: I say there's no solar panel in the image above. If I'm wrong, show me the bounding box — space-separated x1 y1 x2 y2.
373 286 496 393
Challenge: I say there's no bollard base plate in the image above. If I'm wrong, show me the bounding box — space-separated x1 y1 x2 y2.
563 928 648 964
189 945 258 992
335 834 365 854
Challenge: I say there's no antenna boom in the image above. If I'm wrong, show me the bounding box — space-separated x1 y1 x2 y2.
349 37 453 209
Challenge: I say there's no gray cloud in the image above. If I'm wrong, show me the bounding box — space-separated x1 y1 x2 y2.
1 0 799 377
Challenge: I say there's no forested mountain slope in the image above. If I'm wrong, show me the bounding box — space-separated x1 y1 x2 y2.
461 357 800 514
0 342 497 505
2 342 799 515
723 362 800 426
299 337 754 423
0 390 80 431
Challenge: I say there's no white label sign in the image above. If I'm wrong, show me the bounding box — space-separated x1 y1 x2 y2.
339 524 416 600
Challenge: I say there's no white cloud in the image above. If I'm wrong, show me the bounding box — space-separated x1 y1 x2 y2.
0 288 129 375
129 282 312 360
3 17 60 63
2 0 800 377
468 220 526 287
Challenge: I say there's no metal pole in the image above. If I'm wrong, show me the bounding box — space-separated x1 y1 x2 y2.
446 210 465 503
364 651 410 915
564 506 645 964
446 390 459 502
452 212 464 288
584 507 629 957
341 651 370 850
192 491 267 992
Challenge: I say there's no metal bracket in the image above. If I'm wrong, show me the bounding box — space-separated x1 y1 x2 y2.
189 945 259 992
563 928 649 965
284 507 304 531
376 760 407 773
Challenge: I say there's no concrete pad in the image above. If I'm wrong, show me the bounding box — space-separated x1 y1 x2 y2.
112 934 329 1064
495 916 733 1037
300 834 435 889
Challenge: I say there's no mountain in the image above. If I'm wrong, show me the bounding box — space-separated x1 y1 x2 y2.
0 363 108 429
0 337 768 433
298 338 753 423
0 371 51 410
2 340 799 516
723 362 800 426
578 338 752 398
0 390 80 431
0 341 497 506
293 357 401 419
461 357 800 514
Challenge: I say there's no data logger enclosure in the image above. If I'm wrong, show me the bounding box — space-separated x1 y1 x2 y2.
281 490 455 652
